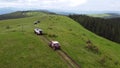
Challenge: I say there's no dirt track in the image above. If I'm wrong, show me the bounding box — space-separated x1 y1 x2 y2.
57 50 80 68
39 35 81 68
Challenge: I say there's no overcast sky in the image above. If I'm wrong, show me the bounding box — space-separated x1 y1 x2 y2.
0 0 120 12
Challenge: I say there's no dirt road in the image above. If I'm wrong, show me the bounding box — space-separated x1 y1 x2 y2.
39 35 81 68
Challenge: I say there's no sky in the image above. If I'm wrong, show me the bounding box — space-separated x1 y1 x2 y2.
0 0 120 12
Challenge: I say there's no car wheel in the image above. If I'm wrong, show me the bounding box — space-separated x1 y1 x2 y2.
53 47 56 50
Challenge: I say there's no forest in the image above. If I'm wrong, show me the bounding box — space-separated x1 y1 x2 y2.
69 15 120 43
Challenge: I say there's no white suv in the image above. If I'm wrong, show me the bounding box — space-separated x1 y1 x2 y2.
34 28 43 35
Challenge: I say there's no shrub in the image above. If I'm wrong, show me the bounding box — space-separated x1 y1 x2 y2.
86 40 99 53
6 25 10 29
43 33 48 35
48 27 53 30
86 40 92 44
82 33 86 36
69 29 72 31
114 61 119 65
48 34 58 38
11 30 16 32
17 25 21 26
99 56 106 65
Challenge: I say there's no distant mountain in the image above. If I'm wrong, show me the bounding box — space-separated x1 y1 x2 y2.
0 11 30 20
48 10 73 15
51 11 71 15
0 8 17 15
49 10 120 15
0 10 58 20
0 7 120 16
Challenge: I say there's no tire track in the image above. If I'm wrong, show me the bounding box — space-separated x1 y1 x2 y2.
39 35 81 68
57 50 81 68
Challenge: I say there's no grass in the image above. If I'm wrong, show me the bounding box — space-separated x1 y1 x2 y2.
0 11 120 68
0 13 68 68
87 14 111 18
35 14 120 68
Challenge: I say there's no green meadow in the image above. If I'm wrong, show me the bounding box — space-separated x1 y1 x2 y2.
0 11 120 68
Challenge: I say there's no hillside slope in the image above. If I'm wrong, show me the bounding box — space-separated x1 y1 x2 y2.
0 12 68 68
0 11 120 68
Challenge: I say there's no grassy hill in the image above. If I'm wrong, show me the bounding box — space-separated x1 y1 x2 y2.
87 14 111 18
0 10 55 20
87 13 120 18
0 11 120 68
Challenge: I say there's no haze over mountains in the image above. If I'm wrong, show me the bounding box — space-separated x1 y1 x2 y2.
0 8 16 15
0 7 120 15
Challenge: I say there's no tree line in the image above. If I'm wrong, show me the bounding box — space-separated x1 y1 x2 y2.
69 15 120 43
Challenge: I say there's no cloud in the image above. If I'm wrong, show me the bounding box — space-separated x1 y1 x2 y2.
77 0 120 11
0 0 119 11
0 0 87 10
